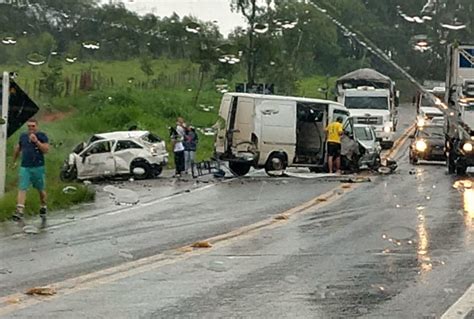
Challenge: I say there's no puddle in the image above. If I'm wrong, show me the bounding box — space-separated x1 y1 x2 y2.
103 186 139 206
207 260 228 272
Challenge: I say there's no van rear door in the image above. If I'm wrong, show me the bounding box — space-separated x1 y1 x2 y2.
215 94 232 154
226 96 254 153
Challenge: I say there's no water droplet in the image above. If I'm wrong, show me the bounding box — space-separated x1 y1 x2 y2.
119 250 134 260
26 53 46 66
23 225 39 234
254 23 269 34
109 237 118 245
82 41 100 50
0 268 12 275
65 56 78 63
207 260 227 272
1 36 17 45
62 186 77 194
185 22 201 34
440 23 466 31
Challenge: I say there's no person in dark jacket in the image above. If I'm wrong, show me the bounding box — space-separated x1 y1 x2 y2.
183 126 199 175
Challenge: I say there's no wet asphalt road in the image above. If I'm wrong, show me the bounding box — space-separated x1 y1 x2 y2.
1 103 473 318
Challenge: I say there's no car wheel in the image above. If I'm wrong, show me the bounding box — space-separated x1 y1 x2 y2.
265 153 287 176
60 165 77 182
131 161 152 180
229 162 251 177
409 152 418 165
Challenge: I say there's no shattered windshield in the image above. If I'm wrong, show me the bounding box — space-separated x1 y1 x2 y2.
354 126 374 141
345 97 389 110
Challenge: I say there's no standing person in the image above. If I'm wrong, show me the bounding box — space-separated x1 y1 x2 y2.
12 118 49 226
170 126 185 177
183 126 199 175
325 117 344 174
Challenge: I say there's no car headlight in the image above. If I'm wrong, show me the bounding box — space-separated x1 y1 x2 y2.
417 118 425 127
463 143 473 152
383 126 391 133
415 140 428 152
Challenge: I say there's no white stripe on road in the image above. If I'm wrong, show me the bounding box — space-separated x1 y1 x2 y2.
441 284 474 319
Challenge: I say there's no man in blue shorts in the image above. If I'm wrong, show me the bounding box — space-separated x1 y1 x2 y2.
12 118 49 226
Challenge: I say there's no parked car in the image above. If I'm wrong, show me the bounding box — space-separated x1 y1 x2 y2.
60 131 168 181
409 124 445 164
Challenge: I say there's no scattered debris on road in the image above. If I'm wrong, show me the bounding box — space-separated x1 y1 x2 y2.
191 241 213 248
103 186 139 206
25 287 57 296
275 214 289 220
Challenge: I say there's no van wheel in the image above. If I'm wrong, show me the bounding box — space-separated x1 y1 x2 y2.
265 153 287 176
131 161 152 180
229 162 251 177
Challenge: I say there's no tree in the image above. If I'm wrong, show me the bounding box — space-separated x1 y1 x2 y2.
39 60 64 98
231 0 263 84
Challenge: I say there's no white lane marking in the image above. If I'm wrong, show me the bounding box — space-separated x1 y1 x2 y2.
441 284 474 319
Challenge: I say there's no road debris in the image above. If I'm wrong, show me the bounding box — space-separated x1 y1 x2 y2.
6 297 21 304
25 287 57 296
275 214 289 220
177 247 193 253
103 186 139 206
191 241 213 248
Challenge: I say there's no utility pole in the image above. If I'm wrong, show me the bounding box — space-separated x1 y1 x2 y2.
0 72 10 197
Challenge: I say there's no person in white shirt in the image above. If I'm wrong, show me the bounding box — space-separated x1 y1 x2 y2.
171 117 186 177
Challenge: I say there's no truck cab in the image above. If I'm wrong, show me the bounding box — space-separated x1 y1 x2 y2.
445 44 474 175
340 87 396 148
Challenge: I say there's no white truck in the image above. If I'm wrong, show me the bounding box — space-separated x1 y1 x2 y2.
336 68 399 149
214 93 351 176
445 44 474 175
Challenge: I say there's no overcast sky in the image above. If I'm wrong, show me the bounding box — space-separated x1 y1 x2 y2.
106 0 246 35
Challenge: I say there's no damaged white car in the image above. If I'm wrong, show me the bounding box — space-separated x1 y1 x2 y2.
60 131 169 181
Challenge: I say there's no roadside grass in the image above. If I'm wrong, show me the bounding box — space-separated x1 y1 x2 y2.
0 84 220 221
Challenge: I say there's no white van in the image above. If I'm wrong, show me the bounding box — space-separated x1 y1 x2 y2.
214 93 350 176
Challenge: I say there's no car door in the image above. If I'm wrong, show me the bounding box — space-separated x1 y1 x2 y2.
77 140 116 178
114 140 145 174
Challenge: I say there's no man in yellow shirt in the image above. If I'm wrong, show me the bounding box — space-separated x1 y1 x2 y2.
325 117 344 174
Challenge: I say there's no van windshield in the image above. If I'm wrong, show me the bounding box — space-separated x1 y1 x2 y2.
345 97 389 110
